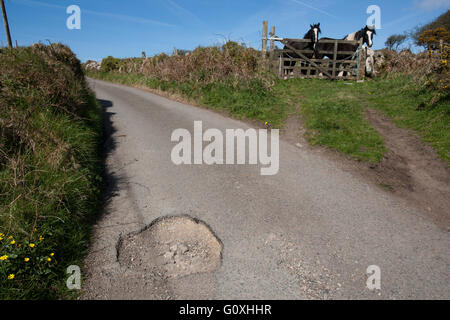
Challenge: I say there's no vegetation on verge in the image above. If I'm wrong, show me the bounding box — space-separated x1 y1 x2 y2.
0 44 103 299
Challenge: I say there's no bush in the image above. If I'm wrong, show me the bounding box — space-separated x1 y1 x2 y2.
417 27 450 50
412 10 450 46
101 55 120 72
375 45 449 110
91 41 266 87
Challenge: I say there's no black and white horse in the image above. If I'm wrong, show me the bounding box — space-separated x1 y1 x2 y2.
317 25 376 77
283 23 321 76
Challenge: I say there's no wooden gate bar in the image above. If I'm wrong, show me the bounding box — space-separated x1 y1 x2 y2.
279 39 333 78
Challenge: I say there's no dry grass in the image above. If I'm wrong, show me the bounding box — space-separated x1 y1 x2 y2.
87 41 270 86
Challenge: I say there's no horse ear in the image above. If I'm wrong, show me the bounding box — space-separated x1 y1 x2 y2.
318 23 320 27
310 24 313 28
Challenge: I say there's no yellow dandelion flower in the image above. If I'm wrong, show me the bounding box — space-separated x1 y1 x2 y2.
39 236 44 241
33 228 38 232
0 237 3 241
47 257 52 262
24 258 30 262
8 274 15 280
10 240 15 245
0 255 8 261
50 253 55 257
0 233 4 237
29 243 35 248
7 236 13 240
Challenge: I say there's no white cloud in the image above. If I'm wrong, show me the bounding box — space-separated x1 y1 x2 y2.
416 0 450 10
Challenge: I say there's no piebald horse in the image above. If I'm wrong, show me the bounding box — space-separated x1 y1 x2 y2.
283 23 321 76
317 25 376 77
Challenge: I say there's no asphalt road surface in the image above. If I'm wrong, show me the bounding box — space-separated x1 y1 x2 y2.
82 78 449 300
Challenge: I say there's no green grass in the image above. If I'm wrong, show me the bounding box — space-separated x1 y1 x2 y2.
275 79 386 163
357 75 450 162
87 70 449 164
1 45 103 299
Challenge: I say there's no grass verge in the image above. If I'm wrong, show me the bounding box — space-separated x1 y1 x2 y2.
0 45 103 299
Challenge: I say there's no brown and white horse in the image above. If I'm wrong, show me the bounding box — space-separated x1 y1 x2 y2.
317 25 376 77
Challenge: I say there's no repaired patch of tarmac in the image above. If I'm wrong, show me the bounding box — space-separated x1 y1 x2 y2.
117 216 223 279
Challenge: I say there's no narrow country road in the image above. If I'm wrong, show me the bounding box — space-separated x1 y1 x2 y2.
82 78 449 300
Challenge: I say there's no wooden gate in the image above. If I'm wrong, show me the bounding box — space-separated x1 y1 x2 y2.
262 22 366 81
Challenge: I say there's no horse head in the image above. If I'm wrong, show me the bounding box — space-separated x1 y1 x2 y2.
308 23 321 47
362 25 376 47
347 25 376 47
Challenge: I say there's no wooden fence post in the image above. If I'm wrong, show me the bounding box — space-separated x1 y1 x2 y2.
332 40 338 79
269 26 275 70
269 26 275 53
279 53 282 77
262 21 268 59
357 39 365 81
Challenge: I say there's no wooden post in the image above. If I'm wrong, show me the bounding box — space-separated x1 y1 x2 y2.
357 39 365 81
279 53 282 77
269 26 275 70
332 40 338 79
262 21 268 59
269 26 275 53
173 47 178 56
1 0 13 48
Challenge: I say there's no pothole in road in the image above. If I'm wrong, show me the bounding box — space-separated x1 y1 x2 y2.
118 216 222 278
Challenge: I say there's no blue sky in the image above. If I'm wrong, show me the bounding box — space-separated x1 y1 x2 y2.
1 0 449 61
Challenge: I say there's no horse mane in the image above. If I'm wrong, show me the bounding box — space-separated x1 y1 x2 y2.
355 29 365 40
303 28 314 40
